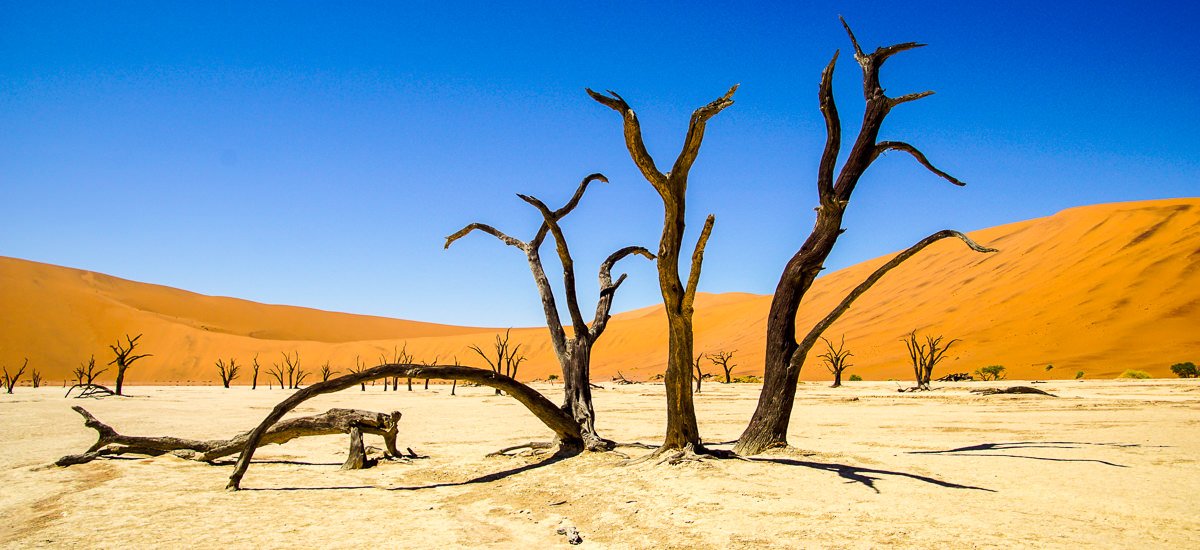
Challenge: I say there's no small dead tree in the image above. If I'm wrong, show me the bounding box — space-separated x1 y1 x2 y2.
589 84 734 454
251 354 260 390
377 345 413 391
692 353 707 394
320 361 338 382
470 330 526 396
819 336 854 388
903 332 959 391
349 355 367 391
31 369 43 388
2 358 27 393
735 19 997 455
446 173 653 450
75 356 108 386
266 359 286 390
215 358 240 388
708 350 737 383
108 333 151 396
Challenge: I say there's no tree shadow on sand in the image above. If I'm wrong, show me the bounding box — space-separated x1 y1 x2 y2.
907 441 1164 468
745 456 994 494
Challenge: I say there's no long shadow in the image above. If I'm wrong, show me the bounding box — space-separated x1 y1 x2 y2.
908 441 1155 468
747 457 994 494
389 447 578 491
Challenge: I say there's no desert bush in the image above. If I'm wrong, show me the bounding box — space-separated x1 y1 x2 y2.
733 375 763 384
1075 371 1085 379
848 374 863 382
1169 362 1197 378
1118 370 1151 379
974 365 1006 381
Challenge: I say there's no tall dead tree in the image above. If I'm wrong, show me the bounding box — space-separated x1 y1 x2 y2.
227 362 585 490
818 336 853 388
903 331 958 390
589 86 735 453
108 333 150 396
734 19 997 455
447 174 653 450
251 354 260 390
709 350 737 383
2 358 27 393
215 358 240 388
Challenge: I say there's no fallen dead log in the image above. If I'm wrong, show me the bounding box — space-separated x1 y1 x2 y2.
936 373 974 382
56 406 403 468
969 386 1058 397
64 384 116 399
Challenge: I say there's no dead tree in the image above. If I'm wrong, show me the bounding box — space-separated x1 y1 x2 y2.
226 363 584 490
251 354 260 390
108 333 150 396
708 350 737 383
320 362 338 382
734 19 997 455
377 345 413 391
277 351 305 389
57 406 404 469
469 330 525 397
970 386 1057 397
2 358 27 393
692 353 710 394
266 359 287 390
73 356 107 386
902 332 958 391
819 336 854 388
589 85 734 454
215 358 240 388
447 173 653 450
31 369 42 388
349 355 367 391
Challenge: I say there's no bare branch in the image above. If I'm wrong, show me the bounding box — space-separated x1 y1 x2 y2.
444 223 526 250
682 214 716 313
839 16 865 60
817 50 842 201
591 245 656 338
554 173 608 219
793 230 995 368
670 84 739 181
587 88 668 191
890 90 935 107
872 141 966 186
518 193 588 334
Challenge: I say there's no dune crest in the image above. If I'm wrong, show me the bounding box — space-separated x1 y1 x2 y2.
3 198 1197 384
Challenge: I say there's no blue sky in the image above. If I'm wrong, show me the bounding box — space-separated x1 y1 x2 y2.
2 1 1197 326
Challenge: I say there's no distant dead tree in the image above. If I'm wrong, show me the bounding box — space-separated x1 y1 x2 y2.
447 172 653 450
215 358 240 388
2 358 27 393
708 350 737 383
74 356 108 386
320 361 338 382
735 19 996 455
903 332 959 391
819 336 854 388
266 358 287 390
469 330 526 397
349 355 367 391
251 354 260 390
589 82 734 456
108 333 151 396
377 345 413 391
692 353 708 394
31 368 43 389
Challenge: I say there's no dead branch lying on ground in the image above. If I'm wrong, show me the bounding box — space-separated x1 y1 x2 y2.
56 406 404 468
969 386 1058 397
64 384 116 399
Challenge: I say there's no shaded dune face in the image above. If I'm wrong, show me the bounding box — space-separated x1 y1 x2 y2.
2 198 1197 384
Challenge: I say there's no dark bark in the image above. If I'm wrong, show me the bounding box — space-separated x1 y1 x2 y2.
447 173 653 450
735 20 990 455
109 333 150 396
57 406 402 467
589 85 734 451
227 363 581 490
708 351 736 383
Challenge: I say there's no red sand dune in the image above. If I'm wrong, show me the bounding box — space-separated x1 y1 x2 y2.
2 198 1197 385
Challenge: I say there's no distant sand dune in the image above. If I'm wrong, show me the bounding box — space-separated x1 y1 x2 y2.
3 198 1198 384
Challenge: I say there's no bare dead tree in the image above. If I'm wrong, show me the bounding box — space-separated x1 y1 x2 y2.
469 329 523 397
58 406 404 469
108 333 150 396
226 362 585 490
31 368 43 389
818 336 853 388
377 345 413 391
251 354 260 390
349 355 367 391
266 359 286 390
2 358 27 393
447 173 654 450
708 350 737 383
589 84 735 456
902 331 958 391
735 19 997 455
692 353 707 394
75 356 107 386
215 358 240 388
320 361 338 382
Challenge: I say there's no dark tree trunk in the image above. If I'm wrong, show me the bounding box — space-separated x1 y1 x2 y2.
561 339 602 449
832 369 843 388
735 21 992 456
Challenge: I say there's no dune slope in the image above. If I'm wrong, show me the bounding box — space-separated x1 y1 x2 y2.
2 198 1197 384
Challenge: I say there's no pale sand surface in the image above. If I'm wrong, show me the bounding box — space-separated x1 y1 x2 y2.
3 380 1198 548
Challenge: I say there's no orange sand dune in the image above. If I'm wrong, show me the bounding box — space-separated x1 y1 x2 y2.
2 198 1198 385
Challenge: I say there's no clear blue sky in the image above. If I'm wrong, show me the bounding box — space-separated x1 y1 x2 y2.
2 1 1197 326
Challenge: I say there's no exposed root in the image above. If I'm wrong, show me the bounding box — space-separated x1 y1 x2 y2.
621 442 747 466
487 441 558 457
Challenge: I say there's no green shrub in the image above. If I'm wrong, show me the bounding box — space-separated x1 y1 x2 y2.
1169 362 1198 378
1075 371 1085 379
974 365 1006 381
732 375 763 383
1118 369 1151 379
848 374 863 382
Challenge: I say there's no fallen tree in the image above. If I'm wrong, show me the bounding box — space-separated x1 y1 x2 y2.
57 406 404 467
970 386 1057 397
226 363 582 490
